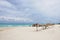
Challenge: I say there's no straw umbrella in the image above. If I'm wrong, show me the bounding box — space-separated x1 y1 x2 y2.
32 23 42 31
44 23 54 29
32 23 40 31
35 23 39 31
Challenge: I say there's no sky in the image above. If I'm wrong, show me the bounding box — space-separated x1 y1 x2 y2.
0 0 60 24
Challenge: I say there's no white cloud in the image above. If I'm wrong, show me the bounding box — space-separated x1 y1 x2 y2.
0 16 33 22
0 0 22 17
0 0 60 23
0 0 31 17
0 0 6 1
0 0 18 15
0 0 16 9
31 0 60 17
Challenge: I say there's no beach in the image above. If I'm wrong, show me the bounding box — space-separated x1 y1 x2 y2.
0 24 60 40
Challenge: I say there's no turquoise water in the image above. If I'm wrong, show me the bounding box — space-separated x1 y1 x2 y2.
0 23 32 27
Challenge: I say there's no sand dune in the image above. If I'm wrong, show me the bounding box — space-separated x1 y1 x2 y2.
0 25 60 40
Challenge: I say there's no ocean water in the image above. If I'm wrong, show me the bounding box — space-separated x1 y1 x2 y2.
0 23 32 27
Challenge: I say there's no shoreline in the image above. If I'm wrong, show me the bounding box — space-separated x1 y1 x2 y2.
0 24 60 40
0 24 60 32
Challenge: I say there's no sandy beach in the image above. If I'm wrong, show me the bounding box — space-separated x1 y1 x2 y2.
0 25 60 40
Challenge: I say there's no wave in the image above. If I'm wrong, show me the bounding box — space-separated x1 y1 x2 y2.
0 24 32 27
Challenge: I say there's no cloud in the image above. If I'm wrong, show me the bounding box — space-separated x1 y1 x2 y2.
0 0 32 17
0 0 35 23
0 0 60 23
0 0 17 16
32 0 60 17
0 16 33 22
0 0 16 9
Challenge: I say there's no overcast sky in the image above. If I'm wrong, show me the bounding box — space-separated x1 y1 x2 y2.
0 0 60 23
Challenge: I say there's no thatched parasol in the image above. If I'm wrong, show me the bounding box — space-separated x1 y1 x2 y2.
44 23 54 29
32 23 42 31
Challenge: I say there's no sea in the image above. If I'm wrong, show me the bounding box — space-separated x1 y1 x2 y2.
0 23 32 28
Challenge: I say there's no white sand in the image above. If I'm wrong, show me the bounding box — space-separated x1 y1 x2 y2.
0 25 60 40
